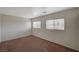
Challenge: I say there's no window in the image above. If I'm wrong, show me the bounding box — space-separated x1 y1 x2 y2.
46 20 54 29
33 21 41 28
46 19 64 30
54 19 64 30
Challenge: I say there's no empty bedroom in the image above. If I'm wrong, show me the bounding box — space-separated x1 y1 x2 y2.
0 7 79 52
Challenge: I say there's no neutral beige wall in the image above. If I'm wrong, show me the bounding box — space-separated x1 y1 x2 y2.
76 8 79 50
0 14 1 42
78 8 79 14
32 8 79 51
1 14 31 42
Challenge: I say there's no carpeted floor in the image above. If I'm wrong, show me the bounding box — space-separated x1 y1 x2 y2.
0 35 77 52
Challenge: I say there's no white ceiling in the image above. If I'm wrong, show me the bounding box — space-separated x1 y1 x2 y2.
0 7 72 18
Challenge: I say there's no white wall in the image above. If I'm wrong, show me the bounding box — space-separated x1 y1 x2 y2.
32 8 79 51
1 14 31 42
0 8 79 51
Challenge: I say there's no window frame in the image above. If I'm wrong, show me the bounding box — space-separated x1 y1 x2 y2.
33 21 41 29
46 18 64 30
54 19 64 30
46 20 55 30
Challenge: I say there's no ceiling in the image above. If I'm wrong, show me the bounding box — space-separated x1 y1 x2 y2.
0 7 73 18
